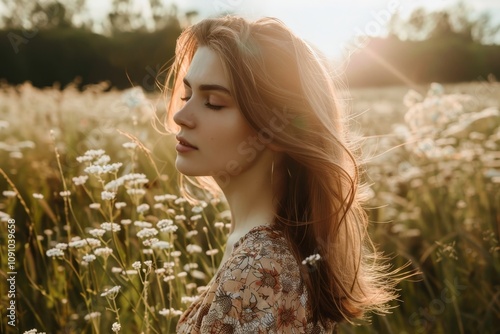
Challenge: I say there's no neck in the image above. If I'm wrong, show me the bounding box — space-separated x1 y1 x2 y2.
217 150 278 237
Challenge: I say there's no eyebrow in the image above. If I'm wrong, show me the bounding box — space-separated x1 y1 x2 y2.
183 78 231 96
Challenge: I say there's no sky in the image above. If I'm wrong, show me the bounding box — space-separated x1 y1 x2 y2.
87 0 500 59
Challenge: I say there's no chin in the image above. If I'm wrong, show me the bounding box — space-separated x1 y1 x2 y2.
175 159 202 177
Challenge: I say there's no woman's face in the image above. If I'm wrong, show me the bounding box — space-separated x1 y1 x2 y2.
173 46 261 184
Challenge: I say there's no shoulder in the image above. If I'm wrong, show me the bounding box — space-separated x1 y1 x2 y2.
198 226 335 333
223 225 301 287
215 225 305 312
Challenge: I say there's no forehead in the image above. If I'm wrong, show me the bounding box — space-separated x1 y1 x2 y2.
184 46 228 87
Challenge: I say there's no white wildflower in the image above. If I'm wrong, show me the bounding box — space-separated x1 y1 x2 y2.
302 253 322 266
101 285 121 298
94 154 111 165
163 261 175 269
115 202 127 209
120 219 132 225
0 211 11 222
112 322 121 332
84 165 104 175
59 190 71 197
154 203 165 209
94 247 113 258
69 238 101 249
100 222 121 232
84 149 105 158
157 219 177 232
155 268 166 274
186 283 197 290
9 151 23 159
186 230 198 238
123 142 137 149
191 270 207 280
72 175 88 186
186 244 202 254
137 228 158 239
0 120 10 129
76 155 93 163
127 188 146 196
55 243 68 250
159 308 183 317
192 206 203 213
174 197 187 204
89 203 101 210
132 261 141 270
206 249 219 256
121 173 147 182
46 248 64 258
84 311 101 321
105 179 124 191
125 269 138 275
111 267 122 273
190 214 202 221
175 215 186 221
102 163 122 173
101 191 116 201
181 296 198 304
184 263 198 271
151 241 172 249
88 228 106 238
33 193 44 199
143 237 158 247
164 275 175 282
2 190 16 197
137 203 150 213
82 254 96 262
134 221 152 228
214 222 224 229
154 194 177 202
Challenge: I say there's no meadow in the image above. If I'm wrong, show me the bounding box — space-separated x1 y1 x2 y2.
0 79 498 333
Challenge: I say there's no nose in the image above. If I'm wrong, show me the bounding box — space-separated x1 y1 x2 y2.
173 102 195 129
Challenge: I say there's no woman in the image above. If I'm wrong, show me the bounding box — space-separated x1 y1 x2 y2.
165 15 400 333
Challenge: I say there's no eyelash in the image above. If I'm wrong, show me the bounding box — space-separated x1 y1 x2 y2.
180 96 223 111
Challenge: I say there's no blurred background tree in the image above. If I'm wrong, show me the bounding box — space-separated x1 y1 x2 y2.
0 0 498 89
346 2 500 86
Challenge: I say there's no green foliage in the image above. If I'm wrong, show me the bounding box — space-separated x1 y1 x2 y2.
346 37 500 87
0 21 181 91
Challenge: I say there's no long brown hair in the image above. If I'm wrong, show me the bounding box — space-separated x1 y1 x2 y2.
165 15 402 325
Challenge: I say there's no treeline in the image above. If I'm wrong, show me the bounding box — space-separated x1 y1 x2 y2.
0 21 181 90
0 1 499 89
2 24 499 90
345 3 500 86
345 35 500 86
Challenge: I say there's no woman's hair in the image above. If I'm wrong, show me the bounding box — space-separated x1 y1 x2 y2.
164 15 401 325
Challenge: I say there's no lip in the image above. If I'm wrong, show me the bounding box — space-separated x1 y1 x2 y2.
175 135 198 153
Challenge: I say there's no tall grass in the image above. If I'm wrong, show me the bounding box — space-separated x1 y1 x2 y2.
0 81 498 333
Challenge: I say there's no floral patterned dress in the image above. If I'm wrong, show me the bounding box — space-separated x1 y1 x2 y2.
176 225 336 333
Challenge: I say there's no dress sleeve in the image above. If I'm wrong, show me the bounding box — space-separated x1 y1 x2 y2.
199 243 308 333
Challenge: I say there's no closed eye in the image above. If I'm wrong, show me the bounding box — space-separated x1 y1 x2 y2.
204 101 223 111
180 96 191 102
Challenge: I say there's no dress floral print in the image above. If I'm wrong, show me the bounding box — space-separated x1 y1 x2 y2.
176 225 336 333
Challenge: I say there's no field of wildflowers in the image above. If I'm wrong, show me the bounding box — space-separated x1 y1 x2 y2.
0 79 498 333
